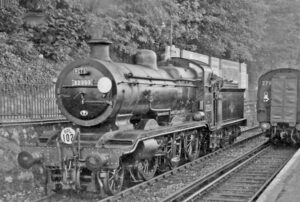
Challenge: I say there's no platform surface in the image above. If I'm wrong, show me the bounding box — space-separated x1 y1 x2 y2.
257 146 300 202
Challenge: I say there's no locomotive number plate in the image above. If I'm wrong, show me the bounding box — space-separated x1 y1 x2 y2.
72 79 93 86
61 127 75 144
74 67 88 75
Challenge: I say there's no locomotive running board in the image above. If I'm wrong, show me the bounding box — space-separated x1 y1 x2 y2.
222 118 247 127
98 121 208 153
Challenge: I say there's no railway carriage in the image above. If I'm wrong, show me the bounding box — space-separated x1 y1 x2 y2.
257 68 300 144
17 39 246 196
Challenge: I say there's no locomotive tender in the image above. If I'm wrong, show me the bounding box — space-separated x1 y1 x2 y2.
17 40 246 195
257 68 300 144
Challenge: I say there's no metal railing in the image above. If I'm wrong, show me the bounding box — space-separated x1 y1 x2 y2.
0 82 63 122
0 0 18 8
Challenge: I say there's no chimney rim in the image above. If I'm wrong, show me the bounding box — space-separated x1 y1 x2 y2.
87 39 112 45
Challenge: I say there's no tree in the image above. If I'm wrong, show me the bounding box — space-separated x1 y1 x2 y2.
0 0 270 82
73 0 266 62
0 0 87 83
24 6 90 61
257 0 300 71
74 0 177 61
174 0 267 62
0 3 24 33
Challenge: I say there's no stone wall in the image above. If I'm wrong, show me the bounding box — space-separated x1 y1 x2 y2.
0 121 71 200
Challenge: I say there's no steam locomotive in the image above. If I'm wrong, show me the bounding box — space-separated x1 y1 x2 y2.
17 40 246 196
257 68 300 144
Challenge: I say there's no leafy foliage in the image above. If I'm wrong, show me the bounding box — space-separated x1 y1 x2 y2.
0 33 57 83
0 4 24 33
24 7 90 61
256 0 300 71
174 0 267 62
5 0 299 84
0 0 90 83
75 0 176 61
73 0 267 62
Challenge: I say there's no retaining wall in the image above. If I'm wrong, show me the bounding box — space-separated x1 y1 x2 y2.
0 121 71 198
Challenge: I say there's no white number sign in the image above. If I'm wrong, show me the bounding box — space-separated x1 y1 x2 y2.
60 127 75 144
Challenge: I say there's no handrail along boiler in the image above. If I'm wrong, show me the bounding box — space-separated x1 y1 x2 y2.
17 39 247 195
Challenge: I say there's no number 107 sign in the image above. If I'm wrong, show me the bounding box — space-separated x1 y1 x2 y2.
60 127 76 144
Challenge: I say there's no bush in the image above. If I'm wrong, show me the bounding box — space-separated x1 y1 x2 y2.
0 32 57 83
0 4 24 34
24 7 90 62
0 1 90 83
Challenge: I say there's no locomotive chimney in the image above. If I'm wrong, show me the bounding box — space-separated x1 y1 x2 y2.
88 39 112 61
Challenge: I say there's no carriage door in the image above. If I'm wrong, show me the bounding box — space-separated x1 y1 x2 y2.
270 73 298 125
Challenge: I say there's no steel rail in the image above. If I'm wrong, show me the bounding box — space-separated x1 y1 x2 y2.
181 145 295 202
248 150 294 202
161 141 270 202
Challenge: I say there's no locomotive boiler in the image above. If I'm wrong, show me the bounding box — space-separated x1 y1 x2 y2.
17 39 246 196
257 68 300 144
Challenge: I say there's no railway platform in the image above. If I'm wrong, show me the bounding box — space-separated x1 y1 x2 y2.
257 146 300 202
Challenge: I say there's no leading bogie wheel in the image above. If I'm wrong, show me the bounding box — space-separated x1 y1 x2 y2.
103 166 124 195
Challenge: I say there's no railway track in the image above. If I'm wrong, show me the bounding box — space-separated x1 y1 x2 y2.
168 145 296 202
98 127 264 202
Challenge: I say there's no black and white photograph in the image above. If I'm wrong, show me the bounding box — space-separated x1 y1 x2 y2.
0 0 300 201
